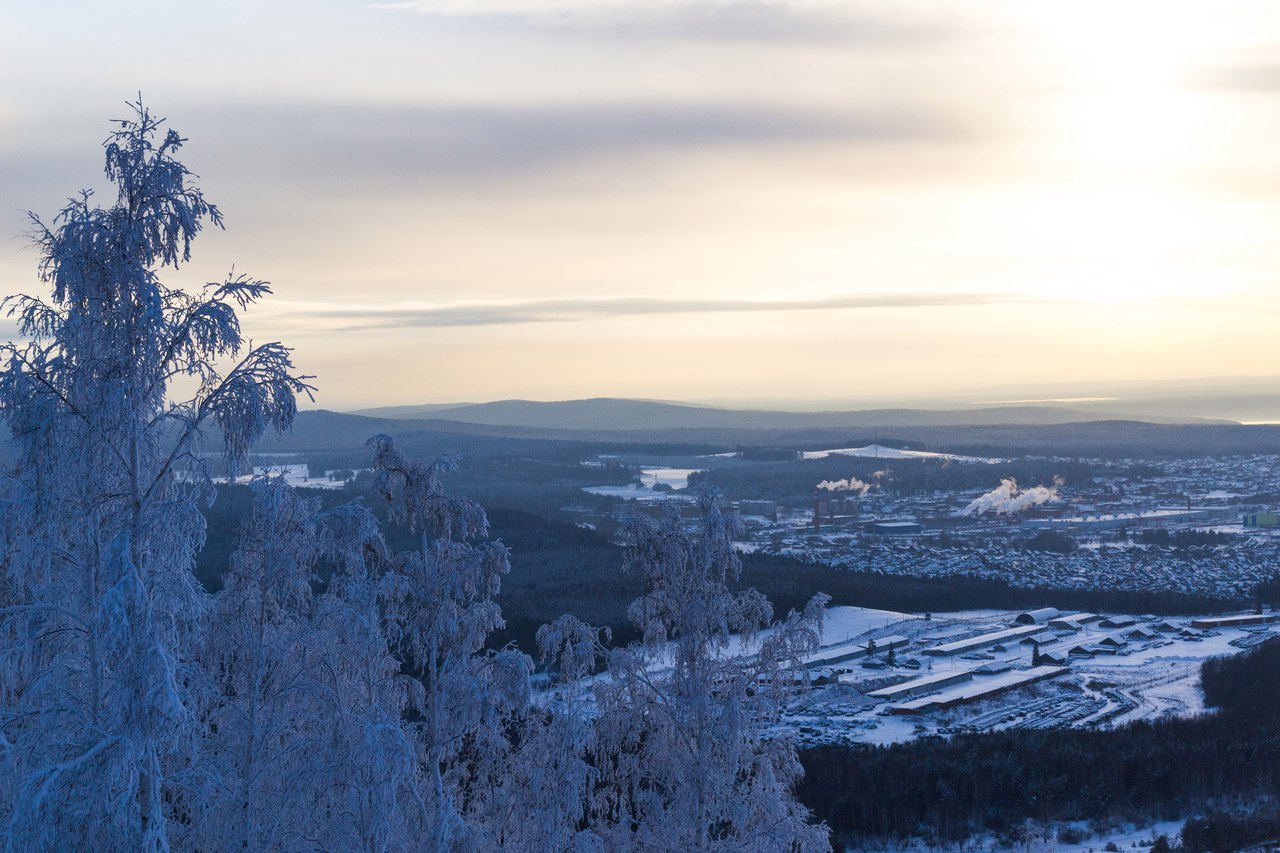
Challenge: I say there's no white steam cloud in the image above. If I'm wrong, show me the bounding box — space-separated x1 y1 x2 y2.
964 478 1059 516
816 476 875 494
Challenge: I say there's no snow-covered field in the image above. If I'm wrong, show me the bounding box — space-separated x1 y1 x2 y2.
582 466 703 500
218 465 362 491
800 444 1002 463
820 607 919 644
640 467 704 488
581 483 694 501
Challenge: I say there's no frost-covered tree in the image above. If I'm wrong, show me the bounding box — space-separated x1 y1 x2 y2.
191 476 422 852
304 496 425 853
367 435 535 851
0 102 311 850
590 492 831 852
198 477 329 849
2 98 833 852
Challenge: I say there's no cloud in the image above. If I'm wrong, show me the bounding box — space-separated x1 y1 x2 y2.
1195 63 1280 92
370 0 950 43
1 101 959 215
111 99 970 209
187 100 963 193
270 291 1018 331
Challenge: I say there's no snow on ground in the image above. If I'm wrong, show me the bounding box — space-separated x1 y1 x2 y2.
800 444 1001 463
581 467 703 500
783 608 1272 749
639 467 704 488
821 607 918 644
845 818 1185 852
581 484 694 501
542 603 1266 756
219 465 362 491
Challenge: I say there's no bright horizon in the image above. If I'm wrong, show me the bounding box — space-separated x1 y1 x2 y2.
4 2 1280 408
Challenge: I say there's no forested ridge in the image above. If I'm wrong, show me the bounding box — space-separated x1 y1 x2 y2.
196 482 1246 654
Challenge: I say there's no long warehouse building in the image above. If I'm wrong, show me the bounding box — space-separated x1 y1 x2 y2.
922 624 1048 657
888 666 1069 714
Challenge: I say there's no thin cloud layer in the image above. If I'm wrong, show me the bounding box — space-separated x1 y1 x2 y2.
371 0 948 42
3 1 1280 405
1195 62 1280 91
276 292 1015 331
180 101 965 197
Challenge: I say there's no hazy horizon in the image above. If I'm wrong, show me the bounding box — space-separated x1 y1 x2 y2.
5 2 1280 408
339 371 1280 415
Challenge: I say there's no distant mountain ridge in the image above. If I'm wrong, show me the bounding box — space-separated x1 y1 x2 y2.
351 397 1227 431
244 409 1280 461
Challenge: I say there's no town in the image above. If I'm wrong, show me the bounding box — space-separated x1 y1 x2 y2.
569 448 1280 601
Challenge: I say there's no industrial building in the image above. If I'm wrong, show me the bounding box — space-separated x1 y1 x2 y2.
865 669 976 702
1021 507 1234 533
802 635 910 670
887 665 1068 714
922 625 1048 657
1014 608 1060 625
1048 613 1102 631
735 500 778 521
1189 613 1280 629
867 520 923 536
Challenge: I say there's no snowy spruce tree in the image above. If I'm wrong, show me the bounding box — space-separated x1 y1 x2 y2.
0 102 311 850
589 492 832 852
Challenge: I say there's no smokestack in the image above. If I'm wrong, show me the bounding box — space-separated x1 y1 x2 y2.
813 490 822 532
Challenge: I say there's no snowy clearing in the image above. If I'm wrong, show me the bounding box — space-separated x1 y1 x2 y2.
216 465 364 491
800 444 1002 463
581 484 695 501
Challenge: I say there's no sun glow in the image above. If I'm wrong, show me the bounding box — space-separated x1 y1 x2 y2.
987 2 1248 303
1016 0 1224 171
1004 188 1212 303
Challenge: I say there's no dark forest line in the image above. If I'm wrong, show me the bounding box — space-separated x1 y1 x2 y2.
198 484 1245 655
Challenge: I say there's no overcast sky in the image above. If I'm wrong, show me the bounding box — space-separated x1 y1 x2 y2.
3 1 1279 408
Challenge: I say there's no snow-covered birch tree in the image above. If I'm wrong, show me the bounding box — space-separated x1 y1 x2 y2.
0 101 312 851
367 434 534 851
591 492 832 852
196 476 330 849
193 476 422 851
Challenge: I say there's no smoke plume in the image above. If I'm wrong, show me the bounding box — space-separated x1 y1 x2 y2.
964 478 1058 516
816 476 875 494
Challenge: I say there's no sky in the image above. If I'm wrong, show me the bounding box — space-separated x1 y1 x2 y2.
2 1 1279 409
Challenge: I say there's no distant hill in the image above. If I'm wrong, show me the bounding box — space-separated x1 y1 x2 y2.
350 397 1223 432
354 402 474 419
231 408 1280 462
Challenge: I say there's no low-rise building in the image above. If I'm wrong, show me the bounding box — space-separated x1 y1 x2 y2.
922 625 1048 657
